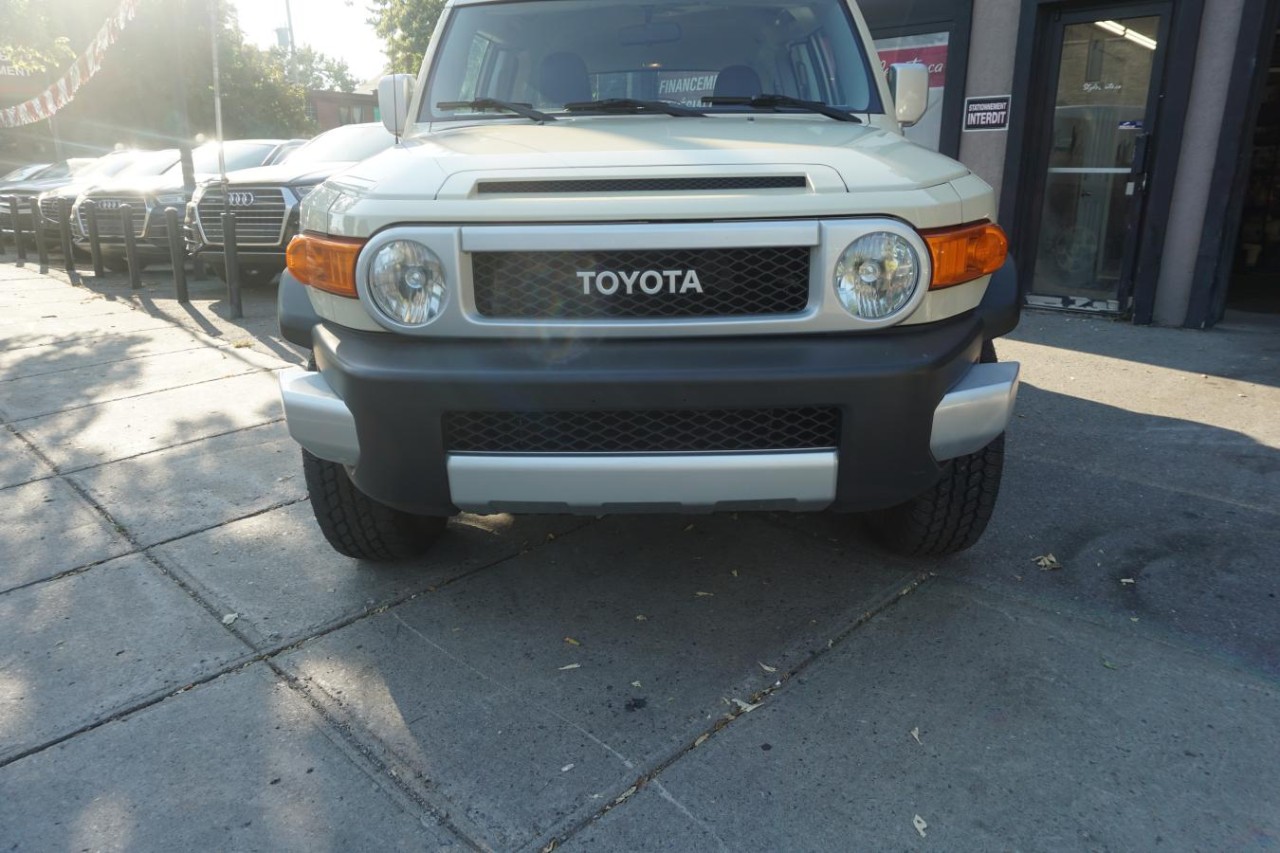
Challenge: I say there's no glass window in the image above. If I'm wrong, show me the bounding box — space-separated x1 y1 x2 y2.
423 0 882 120
873 32 948 151
285 124 395 164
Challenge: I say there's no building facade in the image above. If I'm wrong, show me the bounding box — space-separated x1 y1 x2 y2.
863 0 1280 326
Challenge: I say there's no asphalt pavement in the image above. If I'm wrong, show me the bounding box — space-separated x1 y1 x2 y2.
0 256 1277 852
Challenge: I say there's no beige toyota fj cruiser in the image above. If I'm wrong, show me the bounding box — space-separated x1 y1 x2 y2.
277 0 1021 561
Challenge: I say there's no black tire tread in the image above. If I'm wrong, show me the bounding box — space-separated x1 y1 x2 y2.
869 434 1005 556
867 337 1005 557
302 448 445 561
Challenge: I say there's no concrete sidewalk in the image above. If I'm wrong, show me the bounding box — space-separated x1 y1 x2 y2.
0 259 1277 851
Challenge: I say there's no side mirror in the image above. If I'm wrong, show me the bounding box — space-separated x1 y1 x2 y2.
378 74 415 137
888 63 929 128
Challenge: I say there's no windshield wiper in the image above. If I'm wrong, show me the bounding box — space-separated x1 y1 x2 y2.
701 94 861 123
436 99 557 123
563 98 705 117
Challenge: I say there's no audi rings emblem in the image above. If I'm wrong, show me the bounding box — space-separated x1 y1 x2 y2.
227 191 256 206
97 199 121 210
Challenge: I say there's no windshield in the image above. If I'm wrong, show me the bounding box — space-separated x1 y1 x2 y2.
286 125 395 165
118 149 180 177
77 154 138 178
181 141 278 175
423 0 881 121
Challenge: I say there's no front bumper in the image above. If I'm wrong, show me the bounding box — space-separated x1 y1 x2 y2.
277 265 1021 516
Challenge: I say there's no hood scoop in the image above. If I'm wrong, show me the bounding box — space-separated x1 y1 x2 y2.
475 175 808 195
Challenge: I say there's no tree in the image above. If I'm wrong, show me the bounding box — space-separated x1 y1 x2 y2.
367 0 446 75
271 45 358 93
2 0 314 154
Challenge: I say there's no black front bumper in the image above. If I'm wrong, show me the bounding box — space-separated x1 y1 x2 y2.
281 260 1020 516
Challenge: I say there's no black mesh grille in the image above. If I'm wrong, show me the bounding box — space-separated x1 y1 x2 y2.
476 176 807 194
445 408 841 453
472 247 810 319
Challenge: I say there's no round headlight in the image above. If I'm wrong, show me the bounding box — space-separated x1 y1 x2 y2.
834 232 920 320
367 240 447 326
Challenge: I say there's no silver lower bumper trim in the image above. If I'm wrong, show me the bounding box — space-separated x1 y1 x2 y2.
930 362 1020 461
278 367 360 466
446 451 838 514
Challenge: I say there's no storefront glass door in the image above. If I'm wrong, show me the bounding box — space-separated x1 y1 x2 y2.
1028 9 1167 311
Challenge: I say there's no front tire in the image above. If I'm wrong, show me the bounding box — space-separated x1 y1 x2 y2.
302 449 447 561
866 338 1005 557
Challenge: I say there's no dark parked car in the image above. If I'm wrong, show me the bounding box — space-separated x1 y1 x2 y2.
35 150 147 241
187 124 394 283
0 159 103 238
72 140 289 270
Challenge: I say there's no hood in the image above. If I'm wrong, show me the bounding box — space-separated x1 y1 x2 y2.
0 174 78 195
343 116 969 198
85 169 223 197
218 161 356 187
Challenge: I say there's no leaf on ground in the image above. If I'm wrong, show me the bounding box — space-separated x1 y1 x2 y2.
558 663 581 671
910 727 922 745
1033 553 1063 570
759 661 777 673
732 698 761 713
613 785 638 805
1120 578 1137 585
683 524 695 532
221 613 238 625
634 614 648 622
561 763 574 772
693 733 709 747
564 637 581 646
913 815 928 838
631 680 642 688
1102 659 1118 670
231 339 253 349
695 591 714 597
731 569 739 578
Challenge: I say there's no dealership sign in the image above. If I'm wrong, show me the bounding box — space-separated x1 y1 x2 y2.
964 95 1012 132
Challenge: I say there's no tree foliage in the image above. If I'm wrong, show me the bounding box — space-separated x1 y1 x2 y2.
271 45 358 93
1 0 316 156
367 0 446 75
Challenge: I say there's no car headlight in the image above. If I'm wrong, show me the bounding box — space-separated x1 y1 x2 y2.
367 240 447 326
833 232 921 320
293 184 319 199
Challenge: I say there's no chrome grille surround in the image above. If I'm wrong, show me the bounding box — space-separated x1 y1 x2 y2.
78 194 147 239
195 186 291 247
348 219 934 339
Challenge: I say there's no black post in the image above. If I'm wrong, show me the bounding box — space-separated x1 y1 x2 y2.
0 195 7 258
30 197 49 273
86 202 105 277
121 204 141 290
165 207 189 303
58 197 76 280
11 197 26 265
222 211 242 318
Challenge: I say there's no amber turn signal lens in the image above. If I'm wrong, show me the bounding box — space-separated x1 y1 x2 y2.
286 232 365 298
923 222 1008 289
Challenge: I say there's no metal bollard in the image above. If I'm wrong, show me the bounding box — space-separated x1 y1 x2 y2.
120 204 141 290
165 207 188 303
58 197 77 279
0 196 7 259
10 197 26 265
222 211 242 319
30 197 48 273
86 202 104 278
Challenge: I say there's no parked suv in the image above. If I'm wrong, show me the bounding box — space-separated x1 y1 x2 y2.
72 140 288 270
0 159 100 241
278 0 1021 561
187 124 394 284
35 150 145 243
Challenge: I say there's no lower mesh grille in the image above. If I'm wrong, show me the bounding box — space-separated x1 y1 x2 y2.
444 408 841 453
